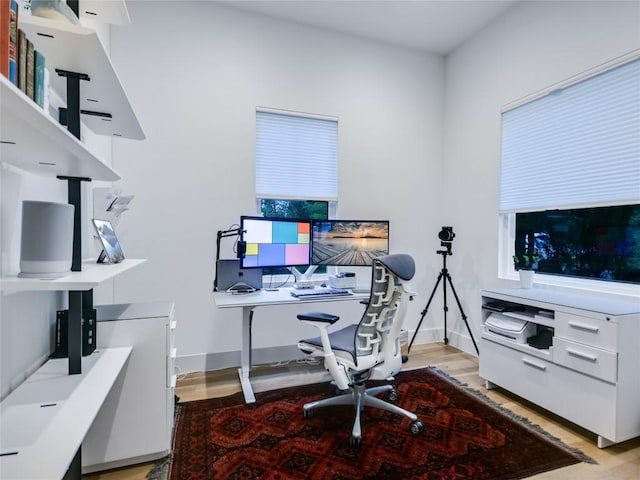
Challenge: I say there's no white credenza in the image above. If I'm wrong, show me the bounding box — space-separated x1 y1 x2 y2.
82 303 177 473
479 288 640 448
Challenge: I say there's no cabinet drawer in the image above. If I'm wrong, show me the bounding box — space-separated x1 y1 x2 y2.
480 338 555 410
556 312 617 350
553 338 617 383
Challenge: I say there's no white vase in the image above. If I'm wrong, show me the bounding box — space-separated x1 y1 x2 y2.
519 270 535 288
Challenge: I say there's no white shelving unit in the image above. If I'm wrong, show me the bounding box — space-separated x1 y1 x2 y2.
479 288 640 448
1 2 149 478
0 347 132 480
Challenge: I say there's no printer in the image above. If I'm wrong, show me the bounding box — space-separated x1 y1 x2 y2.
484 312 536 344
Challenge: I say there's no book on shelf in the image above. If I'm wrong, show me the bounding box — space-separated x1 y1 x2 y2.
34 48 44 106
17 27 25 91
43 65 50 112
25 35 33 99
8 0 17 84
0 0 9 79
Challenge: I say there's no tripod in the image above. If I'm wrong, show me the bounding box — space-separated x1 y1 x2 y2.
408 246 478 354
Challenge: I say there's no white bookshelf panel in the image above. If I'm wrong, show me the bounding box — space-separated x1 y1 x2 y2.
20 14 144 140
0 347 132 480
1 259 146 294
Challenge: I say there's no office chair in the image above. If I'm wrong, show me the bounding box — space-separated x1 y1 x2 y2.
297 253 424 446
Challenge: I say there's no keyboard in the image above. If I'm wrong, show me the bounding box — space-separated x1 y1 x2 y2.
290 287 353 299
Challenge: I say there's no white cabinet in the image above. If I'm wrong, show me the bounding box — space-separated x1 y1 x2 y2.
479 288 640 448
82 303 177 473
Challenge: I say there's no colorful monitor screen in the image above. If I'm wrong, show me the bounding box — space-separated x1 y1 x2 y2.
240 216 312 268
312 220 389 266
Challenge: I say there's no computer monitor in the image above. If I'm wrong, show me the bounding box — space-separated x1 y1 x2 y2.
240 216 312 268
312 220 389 266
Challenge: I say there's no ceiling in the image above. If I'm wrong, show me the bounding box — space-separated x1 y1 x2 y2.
217 0 519 55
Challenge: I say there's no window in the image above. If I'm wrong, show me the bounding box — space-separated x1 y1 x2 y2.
515 205 640 283
500 55 640 287
256 108 338 202
255 109 338 277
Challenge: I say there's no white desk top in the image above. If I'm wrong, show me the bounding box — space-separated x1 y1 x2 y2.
213 287 370 308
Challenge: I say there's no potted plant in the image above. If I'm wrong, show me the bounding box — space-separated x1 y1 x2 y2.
513 253 541 288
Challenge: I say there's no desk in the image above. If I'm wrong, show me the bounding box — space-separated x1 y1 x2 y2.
213 287 369 403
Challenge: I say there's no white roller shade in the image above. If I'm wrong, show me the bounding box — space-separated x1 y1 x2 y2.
500 58 640 213
256 109 338 201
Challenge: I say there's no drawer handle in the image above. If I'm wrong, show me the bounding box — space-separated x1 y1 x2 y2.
522 358 547 371
568 321 599 333
567 348 598 362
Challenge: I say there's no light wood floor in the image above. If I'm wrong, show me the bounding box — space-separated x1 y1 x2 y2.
84 343 640 479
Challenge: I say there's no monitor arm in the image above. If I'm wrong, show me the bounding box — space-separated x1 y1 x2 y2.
290 265 318 289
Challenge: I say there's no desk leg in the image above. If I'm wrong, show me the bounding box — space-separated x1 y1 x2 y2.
238 307 256 403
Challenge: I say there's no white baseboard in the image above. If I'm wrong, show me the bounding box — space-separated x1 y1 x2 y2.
176 330 478 376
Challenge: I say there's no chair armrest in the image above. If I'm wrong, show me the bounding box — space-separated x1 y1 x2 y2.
297 311 340 324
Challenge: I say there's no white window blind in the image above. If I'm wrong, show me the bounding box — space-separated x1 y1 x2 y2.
500 57 640 213
256 109 338 201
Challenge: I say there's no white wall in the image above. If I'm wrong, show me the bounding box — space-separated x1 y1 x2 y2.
109 1 445 371
442 0 640 343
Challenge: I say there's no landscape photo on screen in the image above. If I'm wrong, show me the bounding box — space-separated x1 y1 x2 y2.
312 221 389 266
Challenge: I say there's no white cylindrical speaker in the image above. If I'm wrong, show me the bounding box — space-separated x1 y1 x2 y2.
19 200 75 278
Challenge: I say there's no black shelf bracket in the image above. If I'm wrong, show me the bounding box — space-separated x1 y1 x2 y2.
55 67 92 378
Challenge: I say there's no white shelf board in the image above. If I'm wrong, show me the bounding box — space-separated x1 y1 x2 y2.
78 0 131 26
482 288 640 317
1 258 146 294
1 76 120 181
19 14 144 140
0 347 132 480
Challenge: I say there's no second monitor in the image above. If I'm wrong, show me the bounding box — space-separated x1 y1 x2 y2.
312 220 389 266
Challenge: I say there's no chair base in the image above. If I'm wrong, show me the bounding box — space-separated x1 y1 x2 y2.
303 381 423 446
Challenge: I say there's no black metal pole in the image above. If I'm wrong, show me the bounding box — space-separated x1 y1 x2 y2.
68 290 82 374
442 254 449 345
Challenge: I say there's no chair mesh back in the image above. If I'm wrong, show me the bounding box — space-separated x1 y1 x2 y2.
354 259 401 362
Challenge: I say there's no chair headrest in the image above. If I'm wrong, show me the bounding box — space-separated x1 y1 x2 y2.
375 254 415 281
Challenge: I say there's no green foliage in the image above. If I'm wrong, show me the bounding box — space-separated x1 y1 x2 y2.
260 199 327 220
513 253 541 271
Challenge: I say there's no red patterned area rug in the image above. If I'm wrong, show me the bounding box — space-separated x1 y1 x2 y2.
163 367 594 480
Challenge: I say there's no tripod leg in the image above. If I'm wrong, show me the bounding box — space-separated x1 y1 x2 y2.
444 273 479 354
407 273 443 352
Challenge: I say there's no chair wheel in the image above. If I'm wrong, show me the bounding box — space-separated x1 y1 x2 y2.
387 389 398 402
349 435 362 447
410 420 424 435
303 409 313 418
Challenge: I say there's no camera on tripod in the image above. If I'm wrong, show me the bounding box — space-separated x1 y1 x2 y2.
437 226 455 254
408 225 479 355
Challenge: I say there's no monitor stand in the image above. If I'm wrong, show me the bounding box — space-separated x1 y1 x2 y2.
290 266 318 289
